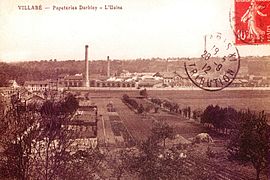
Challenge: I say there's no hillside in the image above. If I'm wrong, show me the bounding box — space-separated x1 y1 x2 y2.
0 56 269 86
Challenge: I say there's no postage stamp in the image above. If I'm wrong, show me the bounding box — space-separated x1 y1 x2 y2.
233 0 270 45
184 32 240 91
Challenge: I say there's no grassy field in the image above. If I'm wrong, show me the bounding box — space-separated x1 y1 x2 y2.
112 98 152 142
82 89 270 110
91 96 205 143
147 90 270 113
83 89 270 113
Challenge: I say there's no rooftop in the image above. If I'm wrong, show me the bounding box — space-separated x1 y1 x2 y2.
24 80 49 85
64 75 83 80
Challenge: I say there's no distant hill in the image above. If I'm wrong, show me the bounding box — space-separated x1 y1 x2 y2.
0 56 269 86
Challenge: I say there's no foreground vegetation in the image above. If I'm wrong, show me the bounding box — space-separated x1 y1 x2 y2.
201 105 270 180
1 89 269 179
0 93 105 179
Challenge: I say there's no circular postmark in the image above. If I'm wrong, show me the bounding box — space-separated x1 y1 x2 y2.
229 1 270 45
184 32 240 91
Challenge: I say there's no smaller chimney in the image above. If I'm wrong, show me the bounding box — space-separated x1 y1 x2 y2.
85 45 90 87
107 56 110 77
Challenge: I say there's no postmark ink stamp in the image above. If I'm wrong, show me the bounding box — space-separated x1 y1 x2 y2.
184 32 240 91
231 0 270 45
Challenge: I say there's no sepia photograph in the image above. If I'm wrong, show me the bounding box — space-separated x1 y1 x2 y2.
0 0 270 179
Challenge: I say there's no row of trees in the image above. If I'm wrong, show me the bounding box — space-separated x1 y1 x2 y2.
201 105 238 133
150 97 192 118
122 94 144 114
201 105 270 179
227 111 270 180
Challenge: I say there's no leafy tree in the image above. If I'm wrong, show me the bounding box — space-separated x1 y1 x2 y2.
150 97 162 107
139 88 148 98
0 62 28 86
154 106 159 113
201 105 215 125
122 94 139 111
173 103 179 113
145 105 152 113
125 137 186 180
106 149 132 180
150 121 174 147
60 93 79 115
212 105 224 131
227 111 270 180
137 104 144 114
122 94 129 102
0 73 8 86
187 106 191 118
192 109 202 121
60 148 105 180
223 107 238 133
163 100 173 112
201 105 239 133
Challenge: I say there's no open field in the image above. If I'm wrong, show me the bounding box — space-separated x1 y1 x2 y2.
147 90 270 113
108 98 152 142
77 89 270 113
93 97 152 146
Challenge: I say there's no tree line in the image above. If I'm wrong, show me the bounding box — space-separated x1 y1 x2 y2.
200 105 270 180
200 105 238 134
0 57 268 87
0 59 175 87
150 97 192 119
122 94 145 114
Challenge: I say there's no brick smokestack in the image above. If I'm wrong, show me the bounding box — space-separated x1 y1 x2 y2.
107 56 110 77
85 45 90 87
166 58 169 72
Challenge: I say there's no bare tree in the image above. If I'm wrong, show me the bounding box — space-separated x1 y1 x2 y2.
0 93 104 180
0 100 39 179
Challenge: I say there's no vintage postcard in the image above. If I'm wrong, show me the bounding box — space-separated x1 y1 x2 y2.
0 0 269 179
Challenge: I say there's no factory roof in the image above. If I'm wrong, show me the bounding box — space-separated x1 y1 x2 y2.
64 74 83 80
24 80 49 86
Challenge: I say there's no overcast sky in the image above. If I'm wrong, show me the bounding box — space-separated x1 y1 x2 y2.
0 0 270 62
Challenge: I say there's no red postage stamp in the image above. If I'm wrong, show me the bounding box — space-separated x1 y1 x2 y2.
234 0 270 45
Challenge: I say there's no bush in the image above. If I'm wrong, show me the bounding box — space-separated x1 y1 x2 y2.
137 104 144 114
139 88 148 97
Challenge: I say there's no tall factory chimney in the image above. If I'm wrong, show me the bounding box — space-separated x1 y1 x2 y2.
166 58 169 72
85 45 90 87
107 56 110 77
